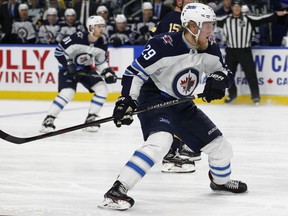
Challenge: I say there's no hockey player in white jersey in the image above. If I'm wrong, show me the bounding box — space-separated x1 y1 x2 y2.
99 3 247 210
40 15 117 133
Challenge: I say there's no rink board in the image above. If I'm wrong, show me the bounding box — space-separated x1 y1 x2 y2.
0 45 288 105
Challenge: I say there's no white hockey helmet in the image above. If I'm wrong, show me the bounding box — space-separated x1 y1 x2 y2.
181 3 216 29
65 8 76 16
115 14 127 23
47 8 58 16
18 3 28 12
86 15 106 35
96 5 108 14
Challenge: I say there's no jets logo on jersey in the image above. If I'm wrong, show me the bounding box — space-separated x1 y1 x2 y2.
161 35 173 46
172 68 199 98
75 53 92 65
17 27 28 39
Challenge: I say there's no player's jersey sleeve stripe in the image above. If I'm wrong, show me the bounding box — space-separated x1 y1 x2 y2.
124 69 147 82
132 60 149 77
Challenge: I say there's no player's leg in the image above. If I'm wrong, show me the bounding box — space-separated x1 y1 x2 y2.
161 135 199 173
224 48 239 103
99 103 174 210
239 49 260 104
99 131 173 210
177 106 248 193
79 69 108 132
40 71 77 133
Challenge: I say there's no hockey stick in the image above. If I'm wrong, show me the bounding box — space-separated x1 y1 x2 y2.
0 93 205 144
77 72 122 80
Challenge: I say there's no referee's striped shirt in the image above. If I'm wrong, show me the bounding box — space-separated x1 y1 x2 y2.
216 13 276 48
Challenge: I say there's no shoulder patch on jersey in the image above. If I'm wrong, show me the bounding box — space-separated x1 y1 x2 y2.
77 31 83 39
161 34 173 46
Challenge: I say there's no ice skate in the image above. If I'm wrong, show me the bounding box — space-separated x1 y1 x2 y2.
178 143 202 161
209 171 248 193
83 113 100 132
98 180 134 211
161 149 196 173
40 115 56 133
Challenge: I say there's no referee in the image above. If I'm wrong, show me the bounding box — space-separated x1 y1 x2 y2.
216 0 287 105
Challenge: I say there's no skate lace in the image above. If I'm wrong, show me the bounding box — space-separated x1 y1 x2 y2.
225 180 239 189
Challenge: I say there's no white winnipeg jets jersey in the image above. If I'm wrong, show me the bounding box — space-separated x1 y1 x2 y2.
54 31 109 71
38 21 60 44
124 32 229 100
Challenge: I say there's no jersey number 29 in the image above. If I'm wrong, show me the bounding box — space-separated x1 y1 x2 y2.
142 44 156 60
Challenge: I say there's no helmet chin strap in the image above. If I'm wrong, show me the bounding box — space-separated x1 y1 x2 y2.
186 26 200 42
89 29 99 41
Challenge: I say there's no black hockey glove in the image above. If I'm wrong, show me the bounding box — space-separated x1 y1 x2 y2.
113 96 138 128
111 37 123 47
203 71 229 103
101 68 117 84
66 60 77 76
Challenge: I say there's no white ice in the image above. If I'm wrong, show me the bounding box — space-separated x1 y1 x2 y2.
0 100 288 216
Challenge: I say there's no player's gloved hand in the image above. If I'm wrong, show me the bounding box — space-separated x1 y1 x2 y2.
203 71 229 103
113 96 138 127
111 37 123 47
139 25 149 35
66 60 77 76
101 68 117 84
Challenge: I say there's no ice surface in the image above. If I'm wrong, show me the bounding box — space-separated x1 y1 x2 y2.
0 100 288 216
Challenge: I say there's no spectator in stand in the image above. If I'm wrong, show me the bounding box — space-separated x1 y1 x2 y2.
215 0 232 16
96 5 113 37
133 2 158 45
11 3 37 44
0 0 20 43
74 0 99 28
153 0 172 21
56 8 85 42
38 7 60 44
108 14 137 47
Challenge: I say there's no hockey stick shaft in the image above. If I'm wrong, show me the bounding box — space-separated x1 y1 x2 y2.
0 93 205 144
77 72 122 80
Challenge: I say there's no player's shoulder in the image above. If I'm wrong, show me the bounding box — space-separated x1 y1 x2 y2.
150 31 183 48
201 38 222 57
94 35 108 51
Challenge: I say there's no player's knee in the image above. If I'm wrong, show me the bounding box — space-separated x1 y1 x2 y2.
91 82 108 97
201 136 233 165
140 131 173 163
59 88 75 102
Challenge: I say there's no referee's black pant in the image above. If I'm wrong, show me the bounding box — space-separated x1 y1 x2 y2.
225 47 260 100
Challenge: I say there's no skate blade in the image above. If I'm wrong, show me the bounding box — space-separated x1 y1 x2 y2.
98 198 131 211
39 127 55 133
161 163 196 173
82 126 100 132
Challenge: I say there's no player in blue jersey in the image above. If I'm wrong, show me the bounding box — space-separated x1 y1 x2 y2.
151 0 202 174
40 15 117 133
99 3 248 210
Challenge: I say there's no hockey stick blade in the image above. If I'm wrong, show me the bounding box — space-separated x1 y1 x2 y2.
0 93 204 144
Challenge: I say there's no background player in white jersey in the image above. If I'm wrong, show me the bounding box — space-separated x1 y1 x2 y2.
40 15 117 133
56 8 85 42
99 3 247 210
38 8 60 44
